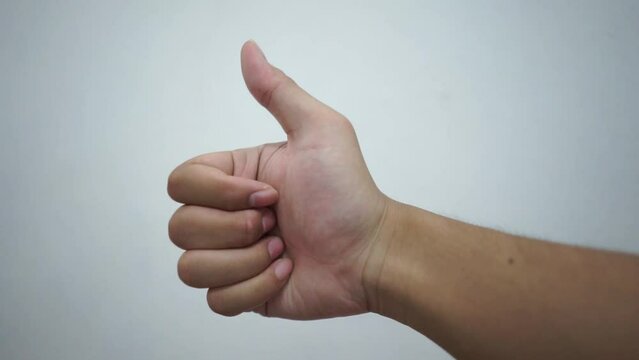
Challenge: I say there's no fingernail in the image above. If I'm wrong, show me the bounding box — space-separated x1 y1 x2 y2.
261 209 276 233
267 237 284 259
274 259 292 280
249 188 277 207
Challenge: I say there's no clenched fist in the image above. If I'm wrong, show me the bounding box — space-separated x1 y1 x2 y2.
167 41 389 319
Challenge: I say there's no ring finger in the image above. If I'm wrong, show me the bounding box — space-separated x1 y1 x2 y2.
177 236 285 288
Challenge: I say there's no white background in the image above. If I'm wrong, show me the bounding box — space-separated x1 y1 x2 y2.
1 1 638 359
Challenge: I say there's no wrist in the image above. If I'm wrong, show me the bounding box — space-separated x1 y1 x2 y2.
361 198 415 315
363 198 450 332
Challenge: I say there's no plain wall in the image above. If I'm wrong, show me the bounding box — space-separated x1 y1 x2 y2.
1 1 638 359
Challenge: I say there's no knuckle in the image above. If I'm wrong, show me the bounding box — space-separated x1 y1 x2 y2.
168 207 189 248
167 167 184 200
177 252 195 286
242 210 262 245
335 114 354 131
207 290 240 317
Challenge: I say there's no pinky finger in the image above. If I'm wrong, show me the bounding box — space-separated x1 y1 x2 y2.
206 258 293 317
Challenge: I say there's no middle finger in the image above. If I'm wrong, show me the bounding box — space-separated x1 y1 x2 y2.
169 205 276 250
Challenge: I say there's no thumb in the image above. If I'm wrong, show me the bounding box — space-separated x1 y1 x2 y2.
240 40 338 138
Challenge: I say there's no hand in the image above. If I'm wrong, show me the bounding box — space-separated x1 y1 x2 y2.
167 41 390 319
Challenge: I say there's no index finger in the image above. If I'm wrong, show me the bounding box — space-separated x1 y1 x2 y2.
167 151 278 210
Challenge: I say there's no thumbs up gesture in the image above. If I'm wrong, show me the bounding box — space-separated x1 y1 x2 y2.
168 41 391 319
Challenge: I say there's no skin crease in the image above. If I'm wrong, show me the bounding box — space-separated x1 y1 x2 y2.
256 56 394 316
169 41 639 358
233 126 388 319
169 40 390 320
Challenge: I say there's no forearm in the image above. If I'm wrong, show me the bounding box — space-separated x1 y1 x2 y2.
365 200 639 359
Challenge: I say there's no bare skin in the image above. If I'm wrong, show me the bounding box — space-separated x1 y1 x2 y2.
168 41 639 358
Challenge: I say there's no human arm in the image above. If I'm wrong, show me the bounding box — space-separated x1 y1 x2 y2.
365 200 639 359
167 40 639 359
